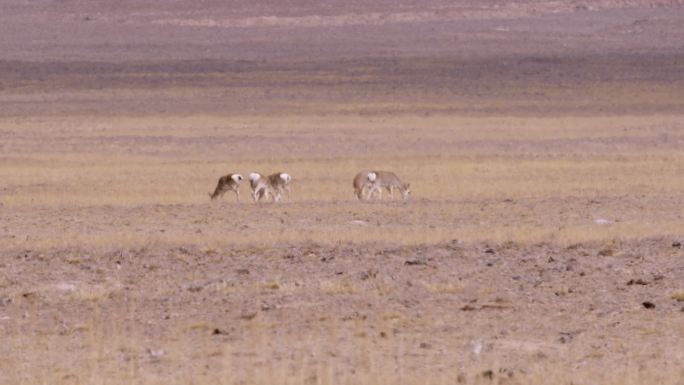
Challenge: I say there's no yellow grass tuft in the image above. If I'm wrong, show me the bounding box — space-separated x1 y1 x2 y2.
320 279 359 295
422 281 462 294
671 292 684 302
257 282 281 290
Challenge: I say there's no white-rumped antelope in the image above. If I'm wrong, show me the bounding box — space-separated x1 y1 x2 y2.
367 170 410 200
352 170 377 200
249 172 273 203
209 173 243 202
267 172 292 202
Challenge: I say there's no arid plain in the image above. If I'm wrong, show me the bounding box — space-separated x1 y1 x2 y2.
2 1 684 384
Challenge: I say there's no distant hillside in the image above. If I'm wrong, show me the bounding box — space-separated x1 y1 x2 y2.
0 0 682 61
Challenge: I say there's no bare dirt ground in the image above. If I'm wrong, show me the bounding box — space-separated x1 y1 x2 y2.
1 1 684 384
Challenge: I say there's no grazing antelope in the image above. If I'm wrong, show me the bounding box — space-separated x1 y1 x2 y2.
249 172 292 203
267 172 292 202
367 170 411 200
249 172 274 203
209 173 243 202
352 170 377 200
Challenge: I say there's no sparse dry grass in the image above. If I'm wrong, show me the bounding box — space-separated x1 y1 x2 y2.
4 307 684 385
3 109 682 384
320 279 359 295
2 37 684 384
3 113 684 251
422 281 461 294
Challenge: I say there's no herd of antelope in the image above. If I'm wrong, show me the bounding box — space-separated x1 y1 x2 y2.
210 170 410 203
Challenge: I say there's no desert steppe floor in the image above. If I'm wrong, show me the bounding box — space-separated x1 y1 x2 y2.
2 1 684 384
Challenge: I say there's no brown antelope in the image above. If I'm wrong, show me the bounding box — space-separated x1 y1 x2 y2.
267 172 292 202
209 173 243 202
249 172 274 203
364 170 411 200
352 170 377 200
249 172 292 203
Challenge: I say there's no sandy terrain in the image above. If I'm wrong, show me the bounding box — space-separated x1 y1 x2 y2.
3 238 684 384
1 0 684 384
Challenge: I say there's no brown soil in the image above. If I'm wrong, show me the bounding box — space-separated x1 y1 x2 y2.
2 1 684 383
3 239 684 383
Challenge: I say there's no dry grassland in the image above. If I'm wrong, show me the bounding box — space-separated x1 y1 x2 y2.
3 114 684 250
2 13 684 382
3 109 684 385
